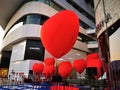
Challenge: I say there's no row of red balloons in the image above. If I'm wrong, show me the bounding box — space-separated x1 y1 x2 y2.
32 53 105 79
32 57 87 79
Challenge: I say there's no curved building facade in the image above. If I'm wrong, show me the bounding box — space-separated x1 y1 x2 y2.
0 0 96 79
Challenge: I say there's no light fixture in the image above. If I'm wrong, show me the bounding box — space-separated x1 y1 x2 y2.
57 58 64 61
76 53 81 56
67 57 73 60
13 61 21 64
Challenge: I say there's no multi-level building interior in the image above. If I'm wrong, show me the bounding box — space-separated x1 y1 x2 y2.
0 0 97 79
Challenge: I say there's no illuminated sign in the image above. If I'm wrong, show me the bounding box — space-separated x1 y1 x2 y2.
29 47 40 50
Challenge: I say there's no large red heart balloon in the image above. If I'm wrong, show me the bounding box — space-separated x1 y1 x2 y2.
73 59 87 74
41 10 79 58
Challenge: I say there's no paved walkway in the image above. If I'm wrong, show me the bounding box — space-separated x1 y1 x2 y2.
0 77 23 86
0 77 8 86
0 82 50 90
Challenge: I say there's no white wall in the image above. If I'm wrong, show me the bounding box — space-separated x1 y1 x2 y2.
2 24 41 50
9 59 42 78
109 27 120 62
9 60 30 78
44 48 87 62
8 40 27 77
10 40 26 61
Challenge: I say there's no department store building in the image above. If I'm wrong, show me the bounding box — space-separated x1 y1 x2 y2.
0 0 96 80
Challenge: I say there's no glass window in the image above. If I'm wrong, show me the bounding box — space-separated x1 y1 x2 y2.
44 0 50 5
40 15 49 25
25 14 48 25
37 0 45 3
26 14 41 24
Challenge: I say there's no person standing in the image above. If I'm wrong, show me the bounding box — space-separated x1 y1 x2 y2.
10 69 15 85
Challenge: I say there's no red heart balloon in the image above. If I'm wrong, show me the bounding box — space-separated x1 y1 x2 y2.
73 59 87 74
32 63 44 74
41 10 79 58
86 53 99 62
43 65 56 78
58 61 72 78
44 57 55 65
87 59 103 79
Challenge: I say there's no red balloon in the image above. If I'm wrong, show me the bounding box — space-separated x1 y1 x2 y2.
32 63 44 74
87 59 102 67
43 65 56 78
44 57 55 65
94 68 101 79
87 59 102 79
58 61 72 78
41 10 79 58
73 59 87 73
86 53 99 62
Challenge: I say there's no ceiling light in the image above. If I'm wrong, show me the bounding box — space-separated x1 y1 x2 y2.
76 53 81 56
57 58 64 61
14 61 21 64
67 57 73 60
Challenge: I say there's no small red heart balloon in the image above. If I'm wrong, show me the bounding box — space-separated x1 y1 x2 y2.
43 65 56 78
73 59 87 74
87 59 103 79
32 63 44 74
58 61 72 78
86 53 99 62
41 10 79 58
44 57 55 65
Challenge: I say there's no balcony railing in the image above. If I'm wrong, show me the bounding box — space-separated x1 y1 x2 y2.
86 29 96 34
87 41 98 48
